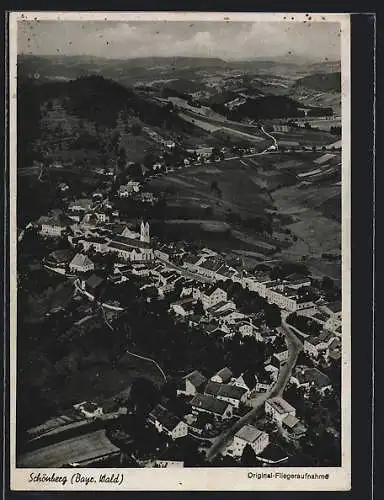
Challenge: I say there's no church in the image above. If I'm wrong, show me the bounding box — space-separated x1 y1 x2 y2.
107 220 154 262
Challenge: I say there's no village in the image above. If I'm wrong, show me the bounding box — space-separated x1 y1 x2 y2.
17 162 342 469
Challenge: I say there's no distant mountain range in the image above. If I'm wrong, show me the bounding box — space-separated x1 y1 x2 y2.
17 54 341 85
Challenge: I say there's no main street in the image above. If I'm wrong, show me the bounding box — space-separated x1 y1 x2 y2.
205 315 302 462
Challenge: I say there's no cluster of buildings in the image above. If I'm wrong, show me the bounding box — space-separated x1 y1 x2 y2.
118 180 159 205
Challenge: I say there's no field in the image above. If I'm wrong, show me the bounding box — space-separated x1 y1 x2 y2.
274 128 337 146
18 429 119 467
150 150 341 279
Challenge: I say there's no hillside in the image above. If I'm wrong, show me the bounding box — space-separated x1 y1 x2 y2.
17 76 184 167
295 72 341 92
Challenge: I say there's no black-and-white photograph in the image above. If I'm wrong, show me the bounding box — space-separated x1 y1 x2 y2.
9 12 350 491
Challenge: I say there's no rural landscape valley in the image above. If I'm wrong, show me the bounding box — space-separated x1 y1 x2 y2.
15 18 343 474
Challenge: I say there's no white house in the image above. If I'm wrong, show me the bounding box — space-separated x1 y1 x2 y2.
265 397 296 424
232 425 269 457
148 404 188 440
69 253 95 274
36 214 73 238
196 286 228 310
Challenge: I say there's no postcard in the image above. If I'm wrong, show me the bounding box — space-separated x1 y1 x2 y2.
8 11 350 491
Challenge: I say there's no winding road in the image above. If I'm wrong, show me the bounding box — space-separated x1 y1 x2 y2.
205 316 302 462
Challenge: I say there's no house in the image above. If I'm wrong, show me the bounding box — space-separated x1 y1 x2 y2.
178 370 207 396
326 337 342 362
281 415 307 438
43 249 74 274
78 236 110 254
69 253 95 274
320 301 342 335
303 331 335 358
216 310 246 325
244 273 272 297
169 298 196 318
265 397 296 424
232 425 269 457
290 366 332 394
154 247 170 262
36 213 73 238
255 371 273 393
139 192 158 204
206 300 236 319
286 275 312 290
82 273 105 295
148 404 188 440
190 394 233 420
131 263 150 277
68 198 92 213
266 285 299 312
183 254 206 273
66 209 85 223
232 371 257 393
197 257 225 279
273 346 289 364
205 381 248 409
154 460 184 468
121 226 140 239
199 286 228 310
232 318 262 341
73 401 103 419
264 360 280 382
118 181 141 197
211 367 233 384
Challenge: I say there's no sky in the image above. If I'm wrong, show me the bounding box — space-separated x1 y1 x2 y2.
18 20 341 62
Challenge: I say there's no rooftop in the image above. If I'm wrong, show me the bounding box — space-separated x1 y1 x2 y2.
184 370 207 390
190 394 230 416
235 424 265 443
112 234 150 250
205 382 248 401
266 397 295 415
148 404 182 432
70 253 94 269
212 367 233 383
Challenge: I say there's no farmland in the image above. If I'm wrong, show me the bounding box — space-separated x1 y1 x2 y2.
149 150 341 276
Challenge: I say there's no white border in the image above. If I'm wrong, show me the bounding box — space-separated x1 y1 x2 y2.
8 11 351 491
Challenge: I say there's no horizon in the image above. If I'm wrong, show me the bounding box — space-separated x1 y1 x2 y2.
17 53 341 65
17 20 341 62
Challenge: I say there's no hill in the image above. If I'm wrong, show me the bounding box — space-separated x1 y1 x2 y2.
295 72 341 92
17 75 183 167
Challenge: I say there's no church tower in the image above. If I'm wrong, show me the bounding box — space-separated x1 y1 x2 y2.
140 220 150 244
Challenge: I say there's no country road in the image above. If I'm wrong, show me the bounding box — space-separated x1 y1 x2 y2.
205 317 302 462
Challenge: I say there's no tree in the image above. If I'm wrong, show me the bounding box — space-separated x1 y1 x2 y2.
241 444 258 466
265 303 281 328
131 123 142 136
194 300 204 316
321 276 334 290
